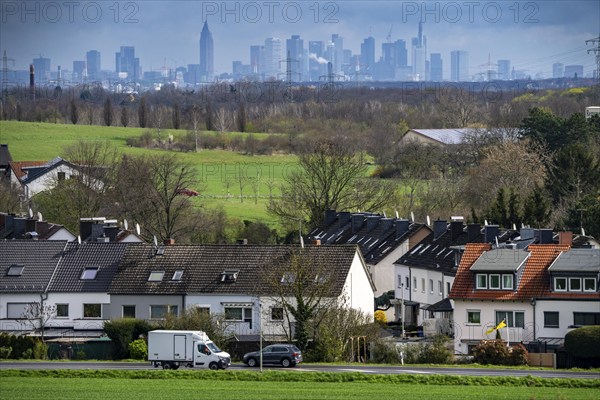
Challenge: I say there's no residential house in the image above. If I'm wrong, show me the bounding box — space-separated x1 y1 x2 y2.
308 210 430 321
0 212 76 241
9 157 83 198
400 128 469 146
450 242 599 355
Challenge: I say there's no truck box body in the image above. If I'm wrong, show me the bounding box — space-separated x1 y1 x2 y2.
147 330 230 369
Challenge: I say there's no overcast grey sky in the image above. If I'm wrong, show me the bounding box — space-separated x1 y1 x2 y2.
1 0 598 78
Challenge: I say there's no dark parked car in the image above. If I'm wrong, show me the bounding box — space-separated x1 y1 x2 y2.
243 344 302 368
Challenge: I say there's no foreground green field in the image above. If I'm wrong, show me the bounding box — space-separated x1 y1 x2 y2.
0 121 297 224
2 369 599 400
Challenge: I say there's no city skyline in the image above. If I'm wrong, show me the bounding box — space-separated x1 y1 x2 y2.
1 1 598 81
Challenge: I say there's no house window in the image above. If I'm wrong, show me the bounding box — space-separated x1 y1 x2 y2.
467 310 481 325
271 307 284 321
573 312 600 326
554 277 567 291
172 270 184 281
438 280 442 295
405 276 410 289
220 270 239 283
83 304 102 319
7 303 29 319
80 267 99 280
148 271 165 282
569 278 582 292
421 278 425 293
122 305 136 318
413 277 417 291
544 312 559 328
150 305 178 319
496 311 524 328
583 278 597 292
57 171 66 181
429 279 434 294
281 272 295 284
446 282 451 296
7 264 24 276
398 275 403 288
476 274 487 289
56 304 69 318
225 307 253 328
502 274 513 290
489 274 501 290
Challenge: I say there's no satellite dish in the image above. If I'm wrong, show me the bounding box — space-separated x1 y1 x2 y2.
410 211 415 222
123 219 129 231
153 235 158 247
28 208 33 218
383 211 387 218
299 235 304 249
512 223 516 231
37 212 43 221
135 223 141 236
395 210 399 219
77 235 82 244
582 227 586 236
495 236 499 248
426 215 431 227
484 219 489 226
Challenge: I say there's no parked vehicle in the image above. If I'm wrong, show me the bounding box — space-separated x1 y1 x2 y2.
243 344 302 368
148 330 231 370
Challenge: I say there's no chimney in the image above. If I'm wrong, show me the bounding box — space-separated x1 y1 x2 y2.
351 214 364 233
0 213 5 236
395 219 410 239
467 223 481 242
450 221 464 241
380 218 393 232
13 217 27 238
520 228 535 240
90 221 105 241
5 214 15 235
164 238 176 245
36 221 49 237
324 209 337 226
433 220 447 240
338 211 351 228
559 231 573 246
311 239 321 246
366 215 381 231
537 229 553 244
484 225 499 244
80 218 93 241
25 218 36 233
103 225 119 242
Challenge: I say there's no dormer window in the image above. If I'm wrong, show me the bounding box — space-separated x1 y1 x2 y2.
7 265 24 276
148 271 165 282
281 272 296 284
80 267 99 280
172 270 184 281
220 270 239 283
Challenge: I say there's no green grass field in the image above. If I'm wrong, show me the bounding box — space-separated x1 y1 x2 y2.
0 121 297 224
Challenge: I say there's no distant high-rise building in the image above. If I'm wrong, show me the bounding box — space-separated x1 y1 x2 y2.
286 35 304 82
199 21 214 82
411 22 427 81
330 34 344 75
86 50 100 80
308 41 326 81
450 50 469 81
32 56 50 83
564 65 584 78
430 53 443 81
250 45 264 79
394 40 408 68
360 37 375 75
497 59 510 80
553 62 564 78
186 64 201 85
264 37 282 80
72 61 86 82
115 46 139 82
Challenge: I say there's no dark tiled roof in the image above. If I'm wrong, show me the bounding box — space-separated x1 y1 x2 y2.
308 211 427 264
0 240 67 292
48 242 129 292
109 244 360 296
8 161 48 182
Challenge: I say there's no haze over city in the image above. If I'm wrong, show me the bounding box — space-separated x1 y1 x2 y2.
1 0 599 82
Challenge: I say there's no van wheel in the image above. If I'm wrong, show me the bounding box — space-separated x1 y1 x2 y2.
162 362 171 370
281 358 292 368
209 362 219 370
247 358 257 367
172 364 179 370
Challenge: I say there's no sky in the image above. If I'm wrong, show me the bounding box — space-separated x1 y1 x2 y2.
1 0 599 79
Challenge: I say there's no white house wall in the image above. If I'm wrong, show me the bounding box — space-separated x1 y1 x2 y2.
109 295 183 321
0 293 42 332
24 165 79 198
343 252 375 319
535 299 600 340
47 292 110 332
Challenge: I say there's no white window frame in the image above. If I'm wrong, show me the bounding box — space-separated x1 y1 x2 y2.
476 274 487 289
489 274 501 290
554 277 567 292
148 271 165 282
80 267 99 280
438 280 442 296
172 270 184 281
122 305 136 318
429 279 434 294
467 310 481 325
502 274 513 290
397 274 403 288
413 277 417 291
150 304 178 319
583 277 597 292
421 278 425 293
405 276 410 289
83 303 102 319
569 277 582 292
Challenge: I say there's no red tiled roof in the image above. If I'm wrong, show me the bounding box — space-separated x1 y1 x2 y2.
9 161 47 181
450 244 598 301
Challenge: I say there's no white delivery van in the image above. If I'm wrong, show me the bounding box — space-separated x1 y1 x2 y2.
147 330 231 370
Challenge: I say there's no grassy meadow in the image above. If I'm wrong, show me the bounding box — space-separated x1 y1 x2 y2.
0 121 297 224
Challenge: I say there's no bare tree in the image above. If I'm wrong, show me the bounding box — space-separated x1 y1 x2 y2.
103 97 113 126
21 299 56 343
214 107 230 133
186 104 203 152
120 106 129 127
150 105 168 141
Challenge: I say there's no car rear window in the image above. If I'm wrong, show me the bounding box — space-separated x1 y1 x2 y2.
291 346 300 352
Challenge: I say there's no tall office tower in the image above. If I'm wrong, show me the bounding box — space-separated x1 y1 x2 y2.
450 50 469 81
72 61 86 82
394 39 408 67
86 50 101 80
497 59 511 80
564 65 584 78
308 41 326 81
199 21 214 82
115 46 139 82
32 56 50 83
331 34 344 75
264 37 282 80
250 45 264 80
553 62 564 78
286 35 304 82
411 22 427 80
360 37 375 75
186 64 201 85
430 53 443 81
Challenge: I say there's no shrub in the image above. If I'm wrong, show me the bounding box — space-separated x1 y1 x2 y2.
21 348 33 359
0 346 12 359
128 339 148 360
104 319 153 359
508 344 529 366
370 340 400 364
75 350 87 360
374 310 388 326
472 340 529 366
33 341 48 360
565 326 600 358
0 333 37 359
417 335 454 364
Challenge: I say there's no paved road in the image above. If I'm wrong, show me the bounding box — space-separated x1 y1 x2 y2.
1 362 598 379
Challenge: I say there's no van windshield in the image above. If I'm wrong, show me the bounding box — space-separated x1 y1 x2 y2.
207 342 222 353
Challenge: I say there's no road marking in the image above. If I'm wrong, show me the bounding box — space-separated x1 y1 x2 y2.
398 369 432 374
339 368 378 373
